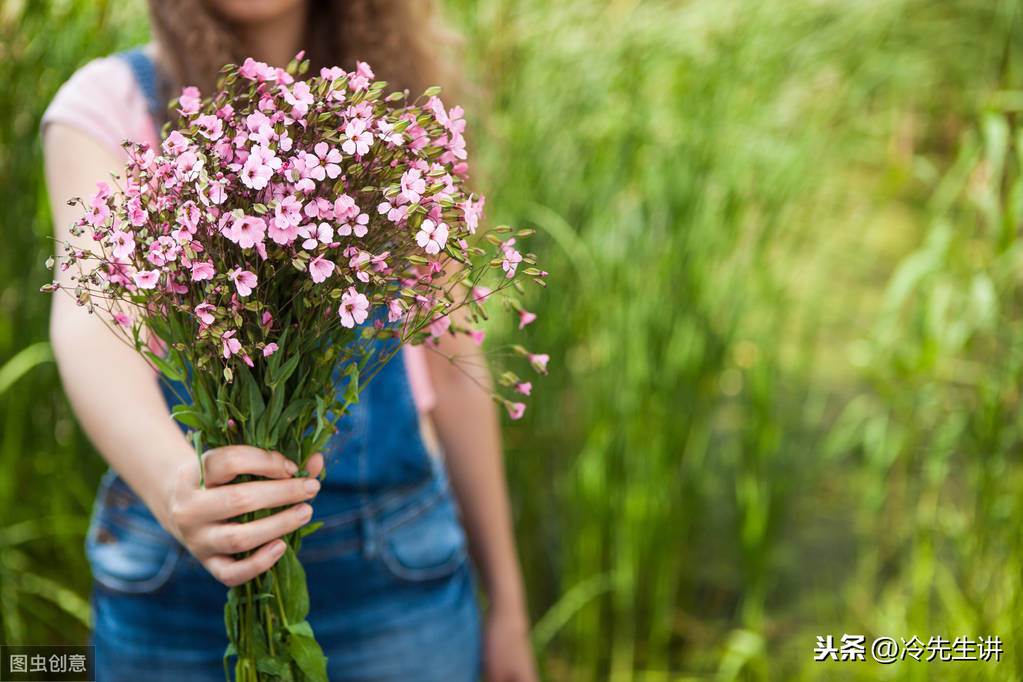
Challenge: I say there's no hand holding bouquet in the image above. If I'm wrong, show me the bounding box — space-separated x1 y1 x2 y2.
45 54 546 681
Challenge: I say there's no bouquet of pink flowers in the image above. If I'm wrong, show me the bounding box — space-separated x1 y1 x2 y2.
44 54 546 681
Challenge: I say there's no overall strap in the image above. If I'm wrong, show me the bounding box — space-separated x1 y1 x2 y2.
117 47 163 123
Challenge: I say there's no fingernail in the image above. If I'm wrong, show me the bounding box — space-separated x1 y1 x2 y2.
284 460 299 475
298 504 313 521
304 478 320 495
271 541 286 557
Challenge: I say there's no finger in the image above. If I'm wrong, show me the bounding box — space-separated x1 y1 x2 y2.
202 446 298 487
197 476 321 521
199 503 313 556
205 539 287 587
305 453 325 479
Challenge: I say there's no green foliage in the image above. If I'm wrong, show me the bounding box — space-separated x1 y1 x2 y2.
0 0 148 647
2 1 1023 681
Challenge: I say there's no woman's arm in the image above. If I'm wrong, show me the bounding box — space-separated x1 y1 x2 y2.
44 124 319 586
426 332 538 682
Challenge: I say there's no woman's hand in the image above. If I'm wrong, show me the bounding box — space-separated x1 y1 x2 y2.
484 605 539 682
158 446 324 587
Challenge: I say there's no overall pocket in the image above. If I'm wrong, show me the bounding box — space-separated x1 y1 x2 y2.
378 492 468 583
85 472 183 594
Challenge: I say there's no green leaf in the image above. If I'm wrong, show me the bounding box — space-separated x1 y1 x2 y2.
192 431 206 486
279 398 315 427
247 615 269 657
256 656 288 677
236 363 266 424
224 599 239 642
260 386 286 445
271 353 302 390
312 395 329 443
298 521 323 539
144 350 185 382
342 364 360 407
171 404 205 430
218 398 247 424
276 547 310 624
286 630 328 682
223 642 237 682
286 621 315 638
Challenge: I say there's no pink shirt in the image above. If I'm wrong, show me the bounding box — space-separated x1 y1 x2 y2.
42 55 437 414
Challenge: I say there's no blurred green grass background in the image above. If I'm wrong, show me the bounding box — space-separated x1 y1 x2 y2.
3 0 1023 679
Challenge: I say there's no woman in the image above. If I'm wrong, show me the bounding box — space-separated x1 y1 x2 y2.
41 2 537 680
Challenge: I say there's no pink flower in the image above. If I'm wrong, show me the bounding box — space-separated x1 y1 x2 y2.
529 353 549 374
334 193 360 221
163 130 189 156
415 219 448 255
502 241 523 278
369 251 391 274
239 57 277 82
176 201 201 232
262 343 279 357
195 114 223 141
109 230 136 260
515 382 532 396
267 221 300 246
338 287 370 328
132 269 159 289
113 312 132 327
229 268 258 297
91 181 111 203
126 197 148 226
518 310 537 329
338 212 369 238
282 81 314 117
429 315 452 338
321 66 345 81
195 302 216 326
387 299 404 323
400 168 426 204
206 180 227 205
245 111 275 145
506 402 526 420
376 119 404 146
468 329 486 346
178 86 201 115
239 144 280 190
223 215 266 250
308 255 335 283
191 261 215 281
304 142 343 180
174 150 203 181
342 118 373 156
472 286 492 304
146 236 179 267
267 196 303 245
86 201 110 226
349 250 371 282
221 330 242 358
376 199 408 225
261 310 273 328
299 222 334 250
462 195 485 234
348 61 374 91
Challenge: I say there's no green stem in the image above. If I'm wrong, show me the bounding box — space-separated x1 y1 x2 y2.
263 576 276 657
272 561 290 626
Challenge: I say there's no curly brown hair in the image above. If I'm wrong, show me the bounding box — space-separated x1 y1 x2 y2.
147 0 462 110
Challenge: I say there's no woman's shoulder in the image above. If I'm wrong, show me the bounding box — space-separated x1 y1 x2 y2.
41 53 154 157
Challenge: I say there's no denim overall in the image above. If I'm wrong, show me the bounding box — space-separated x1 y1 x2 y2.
85 49 480 681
